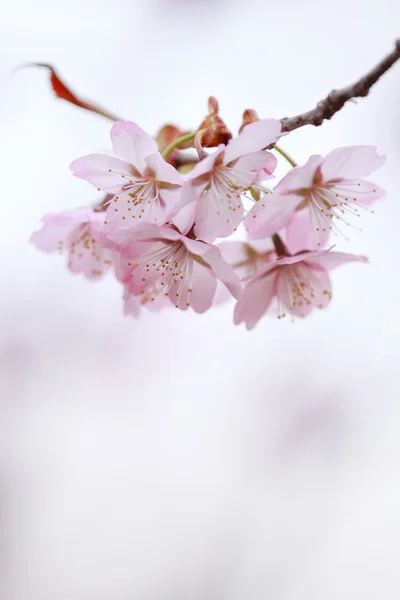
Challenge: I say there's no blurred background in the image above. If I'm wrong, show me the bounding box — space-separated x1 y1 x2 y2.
1 1 400 598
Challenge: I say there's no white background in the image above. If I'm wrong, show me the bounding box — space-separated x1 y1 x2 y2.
1 1 400 598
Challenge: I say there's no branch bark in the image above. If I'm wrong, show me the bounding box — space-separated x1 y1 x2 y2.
280 40 400 133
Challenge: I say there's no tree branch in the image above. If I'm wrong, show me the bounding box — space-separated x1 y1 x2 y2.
280 39 400 133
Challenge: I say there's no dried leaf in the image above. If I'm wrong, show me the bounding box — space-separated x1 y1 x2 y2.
20 63 122 121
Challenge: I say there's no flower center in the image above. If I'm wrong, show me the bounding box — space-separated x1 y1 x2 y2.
306 181 376 242
276 262 332 319
105 167 163 222
128 241 194 308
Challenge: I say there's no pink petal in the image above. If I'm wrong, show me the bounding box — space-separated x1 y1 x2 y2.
285 210 321 253
245 192 300 240
202 246 242 299
320 145 385 182
104 189 168 232
213 281 232 306
276 265 332 318
156 225 183 243
306 250 368 271
194 186 244 242
105 222 175 245
270 249 330 269
186 147 224 180
123 287 141 318
257 151 278 181
294 205 331 249
181 237 211 256
67 233 113 280
29 208 95 253
274 155 323 194
224 119 282 164
171 202 196 235
70 154 132 191
111 121 158 172
185 260 217 313
330 180 385 206
144 153 183 186
172 179 209 218
41 208 93 226
113 241 158 281
218 241 250 264
228 151 277 188
234 272 276 330
157 186 186 220
123 284 168 315
30 218 79 253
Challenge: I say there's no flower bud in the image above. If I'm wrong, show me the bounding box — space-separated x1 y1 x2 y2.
239 109 259 132
197 96 232 147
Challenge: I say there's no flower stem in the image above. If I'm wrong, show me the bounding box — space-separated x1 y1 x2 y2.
162 131 198 160
273 144 297 168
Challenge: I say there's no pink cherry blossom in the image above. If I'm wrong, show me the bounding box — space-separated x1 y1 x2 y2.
29 208 113 279
185 119 282 242
234 245 368 330
245 146 385 247
116 223 242 313
70 121 184 231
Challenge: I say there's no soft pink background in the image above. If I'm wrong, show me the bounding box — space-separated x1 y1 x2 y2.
1 1 400 598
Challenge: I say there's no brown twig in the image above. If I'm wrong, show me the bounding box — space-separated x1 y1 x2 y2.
280 39 400 133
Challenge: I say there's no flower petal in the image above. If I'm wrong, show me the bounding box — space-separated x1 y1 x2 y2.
330 180 385 206
294 204 331 249
180 237 211 256
306 250 368 271
186 146 224 180
144 153 183 186
224 119 282 164
123 287 141 319
285 210 321 253
276 264 332 318
274 155 323 194
111 121 158 171
186 260 217 313
171 202 196 235
234 272 276 330
67 231 113 280
30 216 80 253
194 186 245 242
104 189 168 233
202 246 242 299
218 241 250 264
157 186 186 220
320 145 385 181
245 192 300 240
228 151 277 188
70 154 132 191
29 208 98 252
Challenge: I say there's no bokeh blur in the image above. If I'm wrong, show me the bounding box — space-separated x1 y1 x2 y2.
1 1 400 598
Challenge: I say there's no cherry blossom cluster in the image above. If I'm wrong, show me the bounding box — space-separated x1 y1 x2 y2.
30 103 385 329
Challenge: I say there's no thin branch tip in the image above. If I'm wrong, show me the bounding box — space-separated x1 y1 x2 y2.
281 39 400 133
